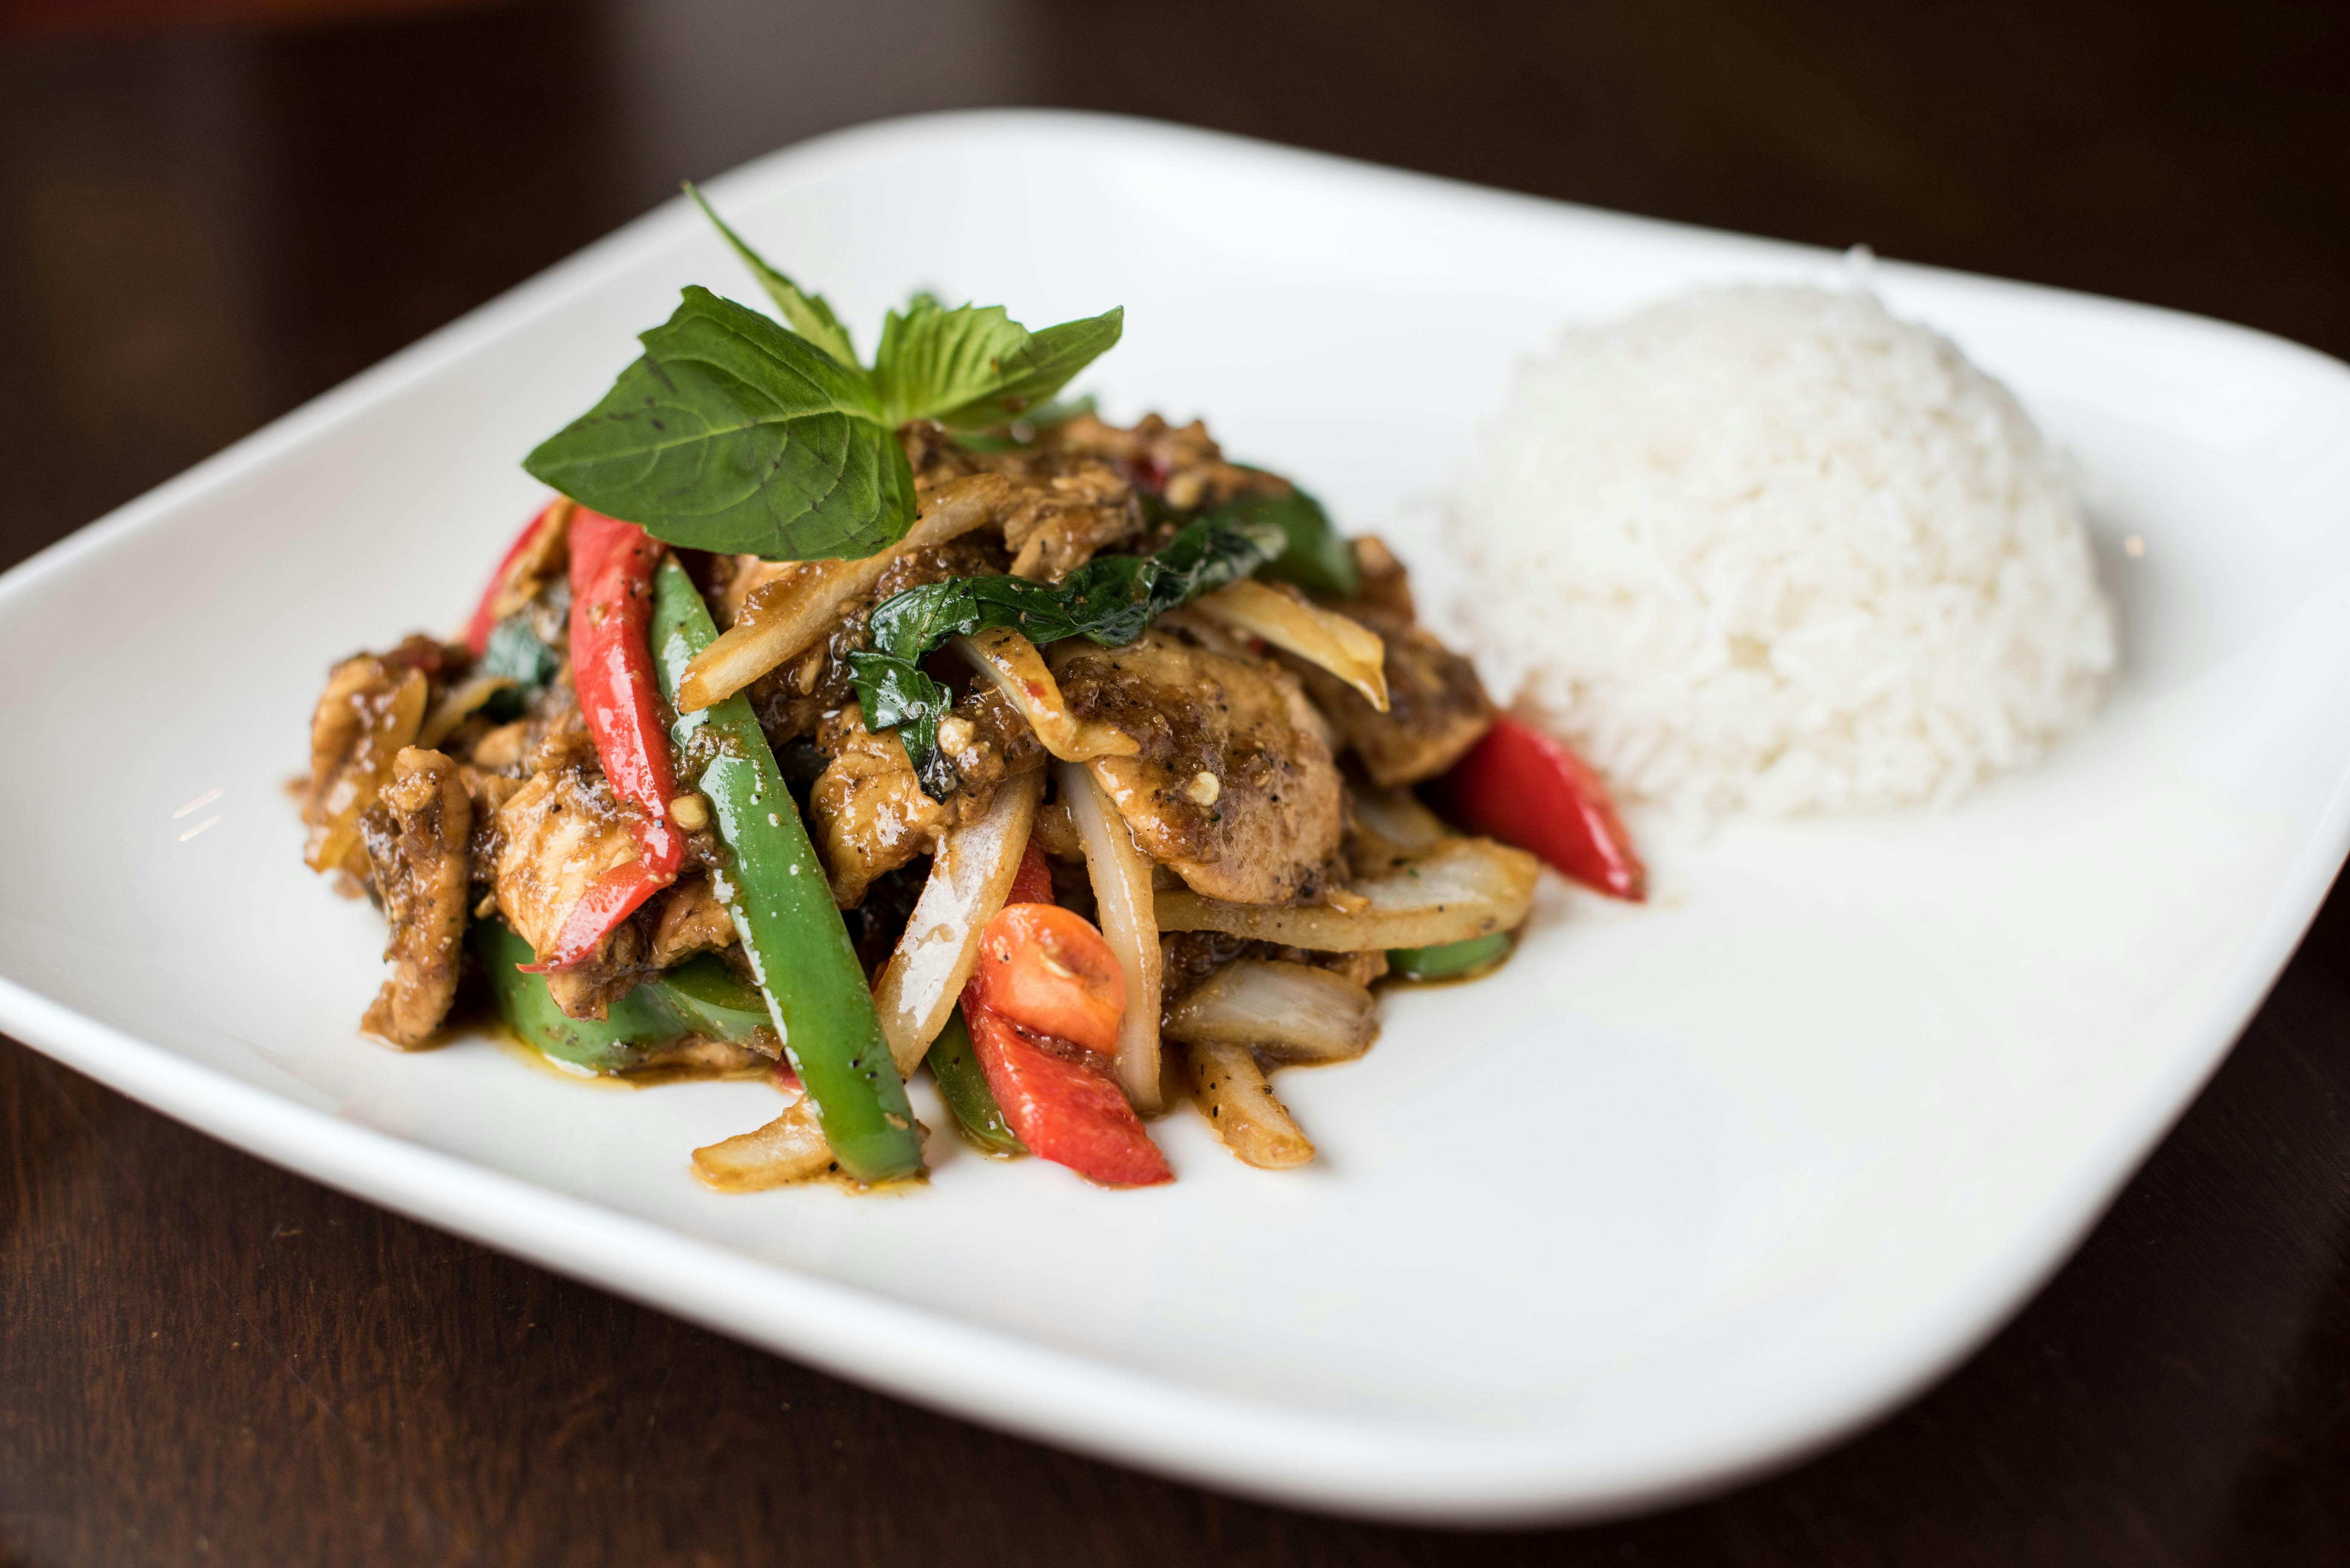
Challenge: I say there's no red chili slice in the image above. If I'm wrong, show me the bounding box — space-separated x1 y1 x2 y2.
1441 715 1646 901
528 510 684 970
962 1000 1171 1188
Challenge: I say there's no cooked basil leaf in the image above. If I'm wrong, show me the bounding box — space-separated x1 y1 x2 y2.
684 183 861 369
845 650 961 800
848 516 1286 797
1210 487 1360 598
523 286 917 561
872 295 1123 430
478 612 561 688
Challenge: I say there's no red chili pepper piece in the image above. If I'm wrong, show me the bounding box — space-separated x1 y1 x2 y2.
464 501 564 656
1006 836 1054 908
966 902 1124 1054
1442 715 1646 901
962 1000 1172 1188
529 510 684 970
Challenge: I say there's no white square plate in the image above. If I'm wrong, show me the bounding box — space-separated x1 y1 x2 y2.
5 111 2348 1524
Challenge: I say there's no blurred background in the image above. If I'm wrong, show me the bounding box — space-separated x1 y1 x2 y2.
1 0 2343 566
3 1 2347 1563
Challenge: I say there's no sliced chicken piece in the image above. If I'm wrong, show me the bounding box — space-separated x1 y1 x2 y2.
809 709 947 908
650 876 737 967
1054 630 1342 906
492 765 652 1018
460 769 526 891
1281 603 1494 788
357 748 473 1048
996 461 1143 581
1046 412 1272 513
900 421 1146 581
303 654 428 878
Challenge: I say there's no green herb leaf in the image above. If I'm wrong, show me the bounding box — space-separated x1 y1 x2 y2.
872 295 1123 429
477 611 562 689
523 286 918 560
846 648 962 799
1210 487 1360 598
847 515 1286 797
684 183 861 369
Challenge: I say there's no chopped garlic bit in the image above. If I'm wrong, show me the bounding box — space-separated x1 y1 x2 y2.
1184 770 1222 806
669 793 711 832
938 715 977 754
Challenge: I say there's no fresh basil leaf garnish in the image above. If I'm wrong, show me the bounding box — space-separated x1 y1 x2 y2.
872 295 1123 429
683 183 861 370
528 193 1123 562
1209 487 1360 599
523 286 918 561
847 516 1286 798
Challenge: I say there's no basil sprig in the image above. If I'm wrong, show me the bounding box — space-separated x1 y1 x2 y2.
522 188 1123 562
872 294 1123 430
848 516 1287 799
523 287 917 560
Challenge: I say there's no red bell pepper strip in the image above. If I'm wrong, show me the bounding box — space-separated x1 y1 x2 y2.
522 509 685 971
465 500 566 656
961 902 1171 1187
1442 715 1646 901
967 903 1125 1051
1006 836 1054 907
962 1004 1172 1188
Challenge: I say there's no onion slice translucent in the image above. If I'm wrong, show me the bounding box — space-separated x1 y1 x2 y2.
690 1098 833 1190
1347 783 1450 857
872 769 1043 1076
1186 1042 1314 1169
953 627 1139 763
1193 579 1389 712
416 671 516 751
1157 836 1539 951
677 473 1013 712
1059 760 1163 1112
1164 960 1378 1062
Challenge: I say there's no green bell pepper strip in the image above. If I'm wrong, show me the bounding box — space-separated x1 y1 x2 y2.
471 918 770 1072
925 1005 1026 1157
1388 931 1514 983
648 556 925 1184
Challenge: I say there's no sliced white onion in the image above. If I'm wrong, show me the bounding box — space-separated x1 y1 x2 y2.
1164 960 1377 1062
1348 784 1450 856
1156 836 1539 951
1059 760 1163 1112
872 769 1043 1076
952 627 1139 763
691 1099 832 1190
677 473 1013 712
1186 1041 1314 1169
1193 579 1389 712
416 672 516 750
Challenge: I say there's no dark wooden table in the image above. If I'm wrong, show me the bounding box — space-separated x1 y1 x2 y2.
4 2 2348 1561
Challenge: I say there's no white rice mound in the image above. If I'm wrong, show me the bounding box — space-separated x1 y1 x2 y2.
1447 285 2117 819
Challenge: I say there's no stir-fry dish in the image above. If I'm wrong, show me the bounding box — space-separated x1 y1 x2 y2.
300 190 1644 1190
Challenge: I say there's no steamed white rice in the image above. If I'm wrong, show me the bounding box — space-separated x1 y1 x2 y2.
1447 285 2116 819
